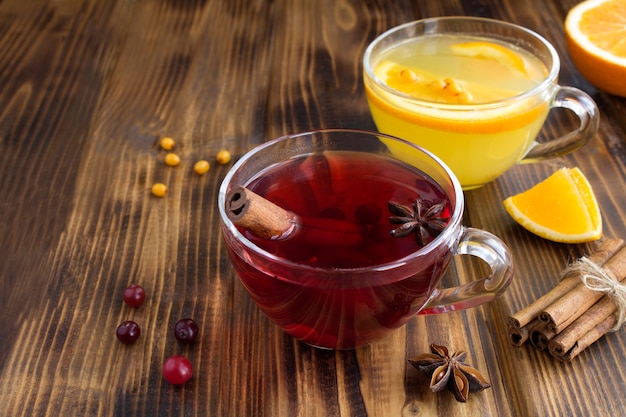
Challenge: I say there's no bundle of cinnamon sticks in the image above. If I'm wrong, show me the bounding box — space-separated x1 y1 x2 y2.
508 238 626 362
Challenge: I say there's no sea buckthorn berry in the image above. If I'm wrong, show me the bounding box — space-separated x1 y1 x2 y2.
216 150 231 165
123 284 146 308
194 160 210 175
151 183 168 197
160 137 175 150
444 77 464 95
116 321 141 344
163 355 193 385
457 91 474 104
400 69 419 83
164 152 181 167
428 79 447 90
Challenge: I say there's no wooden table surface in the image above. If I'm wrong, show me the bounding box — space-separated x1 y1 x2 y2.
2 0 626 416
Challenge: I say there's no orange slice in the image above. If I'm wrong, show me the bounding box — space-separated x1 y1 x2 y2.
503 167 602 243
450 41 528 75
565 0 626 97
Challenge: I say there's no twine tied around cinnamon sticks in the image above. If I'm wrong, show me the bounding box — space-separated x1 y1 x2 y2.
508 238 626 362
567 257 626 330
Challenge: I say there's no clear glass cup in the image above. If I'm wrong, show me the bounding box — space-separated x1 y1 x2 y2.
218 129 513 349
363 17 599 190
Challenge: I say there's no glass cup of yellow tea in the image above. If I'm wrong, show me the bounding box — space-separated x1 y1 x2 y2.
363 17 599 189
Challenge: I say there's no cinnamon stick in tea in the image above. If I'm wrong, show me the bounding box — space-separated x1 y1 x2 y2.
226 186 367 247
540 245 626 334
227 186 297 240
508 238 624 330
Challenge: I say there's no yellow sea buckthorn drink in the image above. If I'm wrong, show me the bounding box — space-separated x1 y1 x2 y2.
363 17 599 189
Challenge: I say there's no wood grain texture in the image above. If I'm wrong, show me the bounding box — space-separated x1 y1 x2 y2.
1 0 626 416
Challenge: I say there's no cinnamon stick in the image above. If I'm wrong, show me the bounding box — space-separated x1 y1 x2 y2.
226 186 367 247
226 186 297 240
508 279 580 330
508 324 529 347
540 245 626 334
509 318 542 346
508 238 624 329
550 314 617 362
529 321 556 351
548 295 618 360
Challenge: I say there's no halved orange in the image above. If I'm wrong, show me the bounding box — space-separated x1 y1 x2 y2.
503 167 602 243
565 0 626 97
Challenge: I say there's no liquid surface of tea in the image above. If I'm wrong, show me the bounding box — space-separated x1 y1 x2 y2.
244 151 451 268
375 35 547 104
226 150 455 348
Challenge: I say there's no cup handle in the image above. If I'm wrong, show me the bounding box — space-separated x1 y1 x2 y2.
419 227 514 314
522 86 599 162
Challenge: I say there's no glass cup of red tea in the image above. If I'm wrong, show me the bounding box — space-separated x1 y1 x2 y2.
218 129 513 349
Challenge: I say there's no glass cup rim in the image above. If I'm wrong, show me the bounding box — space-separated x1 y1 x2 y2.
218 128 465 275
362 16 561 109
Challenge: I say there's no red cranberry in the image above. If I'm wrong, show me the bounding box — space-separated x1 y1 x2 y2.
162 355 193 384
123 284 146 308
174 318 199 344
116 321 140 344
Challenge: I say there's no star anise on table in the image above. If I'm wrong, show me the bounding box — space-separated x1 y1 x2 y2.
409 343 491 403
388 198 449 245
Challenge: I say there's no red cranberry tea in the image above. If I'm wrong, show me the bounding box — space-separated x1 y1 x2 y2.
226 150 453 348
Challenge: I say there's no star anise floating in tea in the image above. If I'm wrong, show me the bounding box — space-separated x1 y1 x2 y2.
388 198 449 245
409 343 491 402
